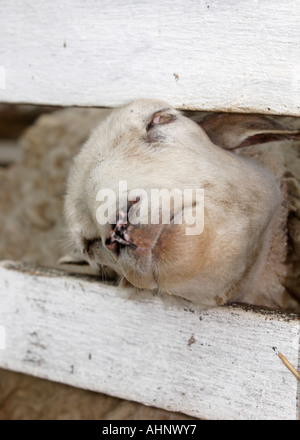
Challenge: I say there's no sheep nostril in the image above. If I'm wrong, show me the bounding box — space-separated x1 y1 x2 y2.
105 237 119 253
114 198 140 231
115 208 129 230
105 200 140 253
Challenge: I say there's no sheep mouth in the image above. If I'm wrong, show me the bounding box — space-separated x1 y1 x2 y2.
104 203 193 258
106 224 163 256
105 231 138 256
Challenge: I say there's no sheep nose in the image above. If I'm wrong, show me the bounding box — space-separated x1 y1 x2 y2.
105 202 138 252
115 208 129 232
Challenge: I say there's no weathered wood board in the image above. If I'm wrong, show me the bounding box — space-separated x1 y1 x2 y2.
0 261 299 420
0 1 300 115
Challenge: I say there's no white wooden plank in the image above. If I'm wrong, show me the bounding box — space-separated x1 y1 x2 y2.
0 261 299 420
0 1 300 115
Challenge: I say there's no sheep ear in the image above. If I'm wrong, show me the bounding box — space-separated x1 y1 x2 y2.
196 113 300 150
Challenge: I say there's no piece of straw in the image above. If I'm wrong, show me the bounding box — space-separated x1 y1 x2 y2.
275 349 300 381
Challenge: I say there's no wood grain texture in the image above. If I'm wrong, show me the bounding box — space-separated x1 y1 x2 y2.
0 261 299 420
0 1 300 115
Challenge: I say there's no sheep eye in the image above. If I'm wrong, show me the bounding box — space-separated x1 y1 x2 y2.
146 111 176 131
153 114 165 125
